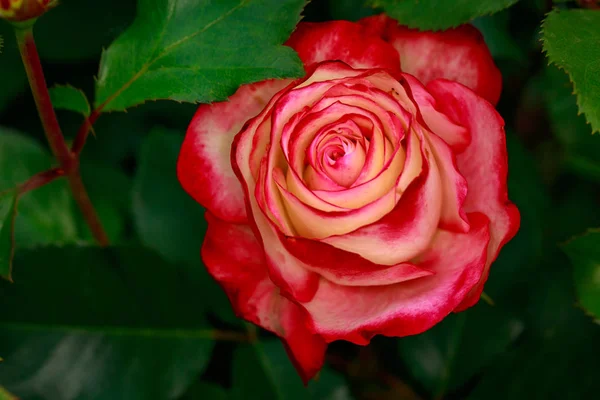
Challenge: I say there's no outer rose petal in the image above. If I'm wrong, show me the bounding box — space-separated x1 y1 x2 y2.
360 15 502 105
286 20 401 71
427 79 520 311
202 212 326 382
303 213 490 344
178 80 291 223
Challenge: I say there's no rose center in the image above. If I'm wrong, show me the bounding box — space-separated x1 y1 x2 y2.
319 133 366 187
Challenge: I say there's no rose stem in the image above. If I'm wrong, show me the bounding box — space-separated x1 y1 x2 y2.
14 26 110 246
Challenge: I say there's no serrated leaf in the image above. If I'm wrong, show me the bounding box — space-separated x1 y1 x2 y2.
398 302 523 397
95 0 306 112
368 0 519 30
49 85 91 116
542 9 600 133
232 340 352 400
0 190 18 282
0 246 216 400
0 127 79 247
562 230 600 321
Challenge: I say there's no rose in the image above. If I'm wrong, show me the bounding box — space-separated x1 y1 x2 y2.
178 14 520 382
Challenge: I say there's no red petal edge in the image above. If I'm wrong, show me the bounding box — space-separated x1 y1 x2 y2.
201 212 326 383
286 20 401 71
360 14 502 105
177 80 291 223
426 79 520 311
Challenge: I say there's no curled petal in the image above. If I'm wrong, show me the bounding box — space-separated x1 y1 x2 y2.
403 74 470 152
302 213 490 344
281 233 433 287
178 80 291 222
360 14 502 105
427 79 520 310
202 213 326 382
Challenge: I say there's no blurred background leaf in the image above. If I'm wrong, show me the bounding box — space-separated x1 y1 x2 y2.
0 386 17 400
0 128 79 247
131 128 240 325
398 302 523 398
232 340 352 400
562 230 600 321
0 246 216 400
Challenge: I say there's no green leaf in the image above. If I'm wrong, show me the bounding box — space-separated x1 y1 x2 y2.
0 190 18 282
0 127 79 247
49 85 91 116
368 0 519 30
95 0 306 112
232 340 352 400
562 230 600 321
132 128 239 325
0 386 17 400
0 246 216 400
542 9 600 133
398 302 523 397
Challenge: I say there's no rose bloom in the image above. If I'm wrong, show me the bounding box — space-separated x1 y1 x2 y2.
178 15 520 382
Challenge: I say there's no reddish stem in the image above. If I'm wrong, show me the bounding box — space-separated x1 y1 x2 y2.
72 108 101 155
18 167 64 194
15 27 110 246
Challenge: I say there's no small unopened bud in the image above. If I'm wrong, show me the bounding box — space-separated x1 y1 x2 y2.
0 0 57 22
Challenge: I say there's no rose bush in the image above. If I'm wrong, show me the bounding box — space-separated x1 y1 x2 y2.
178 14 520 382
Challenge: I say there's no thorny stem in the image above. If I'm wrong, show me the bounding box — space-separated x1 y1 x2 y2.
14 27 110 246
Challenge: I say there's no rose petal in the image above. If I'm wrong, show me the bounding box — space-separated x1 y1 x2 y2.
286 20 401 70
403 74 470 152
178 80 291 223
202 212 326 382
275 168 398 239
232 85 321 303
281 232 434 287
302 212 490 344
426 131 469 233
427 79 520 311
360 14 502 105
322 130 440 265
